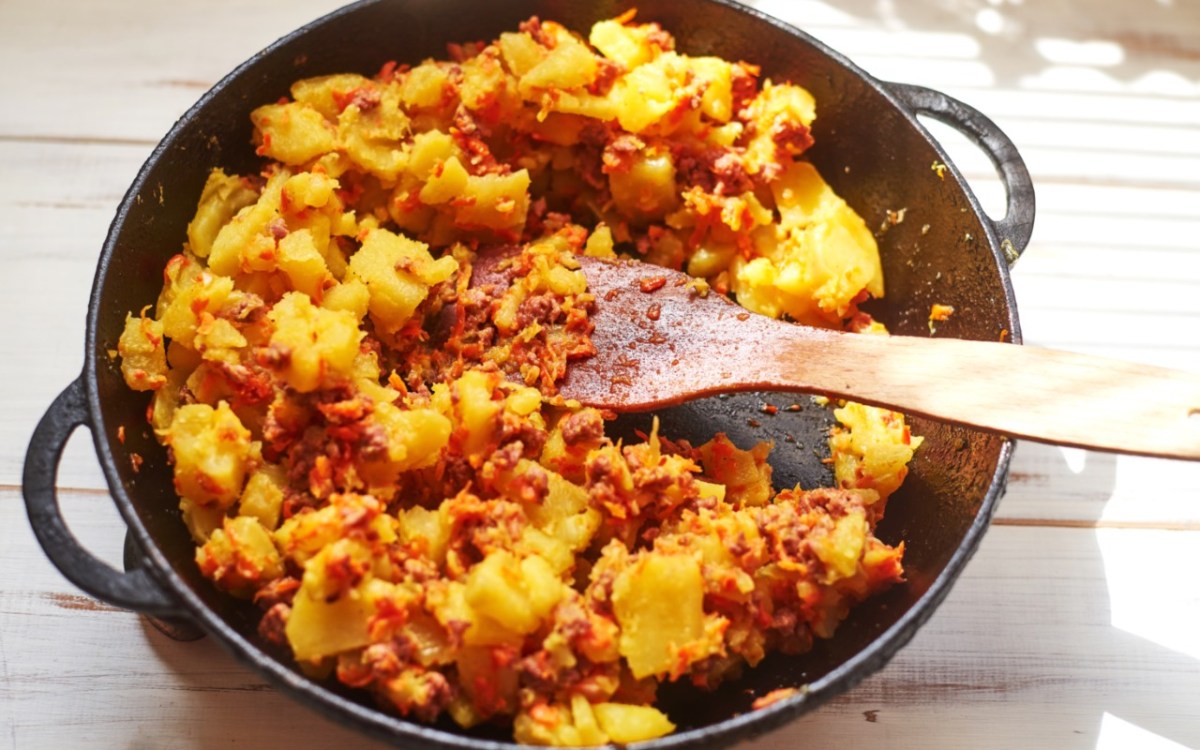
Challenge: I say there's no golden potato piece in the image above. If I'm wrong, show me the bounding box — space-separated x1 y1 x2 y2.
118 311 167 392
252 102 336 166
266 292 363 393
165 401 253 509
613 552 706 679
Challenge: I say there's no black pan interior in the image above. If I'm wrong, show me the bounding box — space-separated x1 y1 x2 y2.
88 0 1017 745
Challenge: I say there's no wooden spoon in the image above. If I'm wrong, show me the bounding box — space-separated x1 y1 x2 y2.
478 253 1200 461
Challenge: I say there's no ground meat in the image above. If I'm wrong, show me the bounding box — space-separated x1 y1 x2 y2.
601 134 645 175
772 120 814 156
559 408 605 445
257 602 291 646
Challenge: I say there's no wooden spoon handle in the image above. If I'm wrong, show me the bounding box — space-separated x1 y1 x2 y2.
755 332 1200 461
549 254 1200 461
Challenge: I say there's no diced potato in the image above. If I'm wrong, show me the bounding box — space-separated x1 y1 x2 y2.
165 401 253 509
187 170 259 259
456 170 531 233
609 150 678 220
520 37 598 93
266 292 363 392
238 464 287 530
455 645 520 720
276 228 332 298
398 62 452 110
418 156 471 205
252 102 336 166
338 85 412 180
282 170 339 210
589 20 659 69
371 401 452 471
291 73 375 120
302 537 374 602
513 697 611 747
207 170 287 278
772 160 838 229
320 278 370 320
399 505 450 565
499 31 545 77
809 510 868 582
526 472 601 553
696 434 773 507
583 223 616 258
727 162 884 327
542 89 619 121
611 57 679 133
612 552 706 679
287 576 377 662
465 550 563 635
118 311 167 391
346 228 458 335
830 402 923 501
431 369 502 460
195 515 283 596
689 56 735 123
742 81 817 176
517 528 574 577
593 703 676 744
686 239 737 279
429 580 523 649
193 316 247 363
407 130 460 180
157 269 235 349
460 50 519 117
179 496 225 544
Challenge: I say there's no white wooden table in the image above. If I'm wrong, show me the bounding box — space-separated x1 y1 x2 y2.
3 1 1199 748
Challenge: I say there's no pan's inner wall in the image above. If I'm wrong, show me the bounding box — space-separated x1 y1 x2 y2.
90 0 1014 736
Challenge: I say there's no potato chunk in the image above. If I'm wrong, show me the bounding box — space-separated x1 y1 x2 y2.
165 401 253 509
456 170 531 233
287 574 377 663
118 311 167 391
186 169 259 259
696 434 773 507
265 292 363 392
238 464 287 530
593 703 676 744
195 515 283 596
609 150 678 221
346 228 458 335
830 402 924 502
465 551 563 635
612 552 706 679
251 102 336 166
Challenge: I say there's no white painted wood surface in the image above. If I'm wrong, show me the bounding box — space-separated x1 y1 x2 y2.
3 1 1199 748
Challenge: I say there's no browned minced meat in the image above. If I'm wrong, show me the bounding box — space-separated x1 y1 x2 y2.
560 409 605 445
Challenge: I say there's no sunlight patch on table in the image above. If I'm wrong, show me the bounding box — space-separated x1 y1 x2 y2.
1096 528 1200 661
1097 711 1191 750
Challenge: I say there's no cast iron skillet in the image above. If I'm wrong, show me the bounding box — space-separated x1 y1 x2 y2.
23 0 1034 747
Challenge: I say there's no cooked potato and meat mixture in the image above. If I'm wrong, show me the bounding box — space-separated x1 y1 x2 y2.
118 13 922 746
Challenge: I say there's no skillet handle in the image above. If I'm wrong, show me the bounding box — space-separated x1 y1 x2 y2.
23 376 185 617
886 82 1035 266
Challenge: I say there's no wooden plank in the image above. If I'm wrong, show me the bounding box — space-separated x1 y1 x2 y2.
6 489 1198 749
0 0 346 142
0 141 152 491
